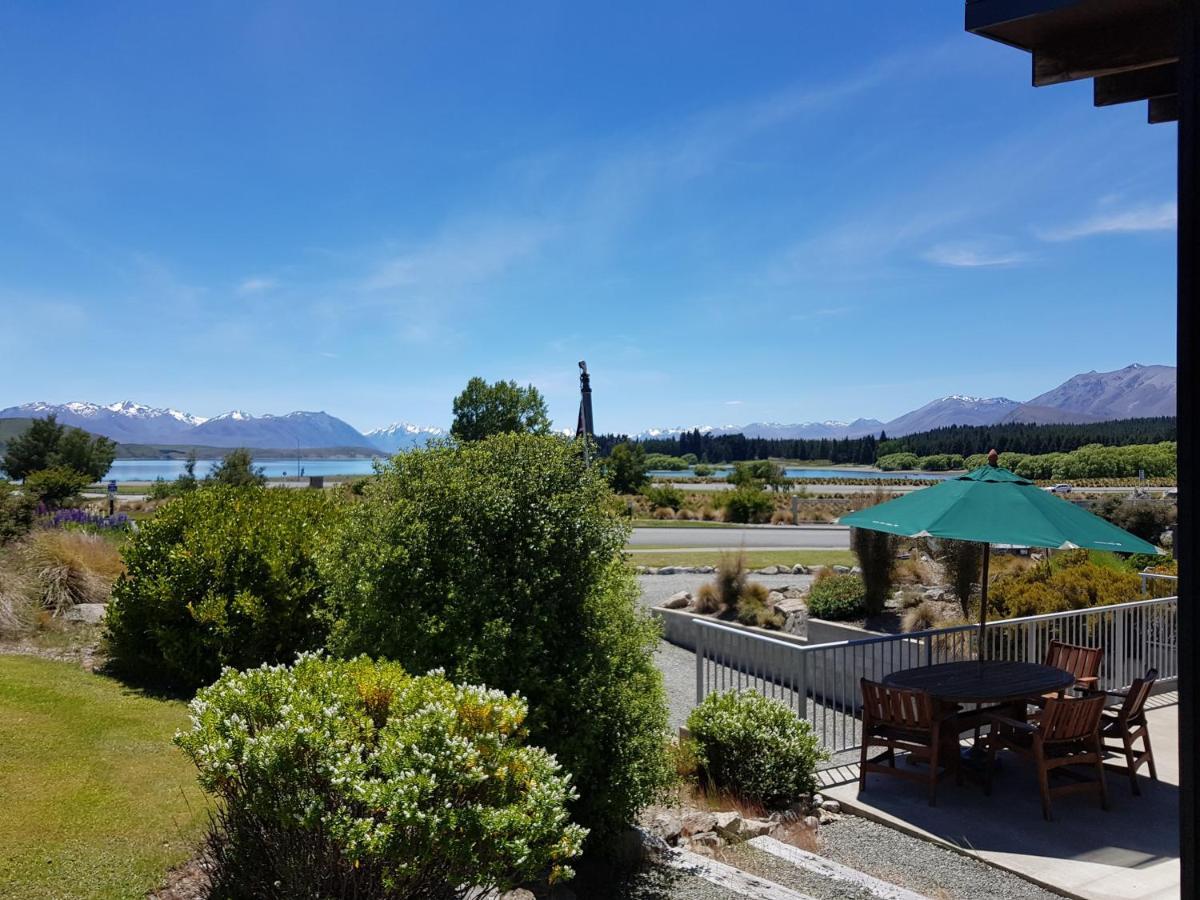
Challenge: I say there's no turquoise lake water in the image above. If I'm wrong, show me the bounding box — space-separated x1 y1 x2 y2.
104 457 381 482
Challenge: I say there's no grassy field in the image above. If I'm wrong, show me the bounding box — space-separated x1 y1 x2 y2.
0 656 207 900
625 549 855 569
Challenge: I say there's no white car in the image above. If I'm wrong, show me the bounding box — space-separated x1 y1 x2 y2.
1047 483 1072 494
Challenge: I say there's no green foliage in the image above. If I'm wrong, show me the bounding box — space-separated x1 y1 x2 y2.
693 463 715 476
938 538 983 615
807 573 865 620
1097 494 1175 543
1 415 116 482
917 453 963 471
177 655 586 899
988 551 1143 619
318 433 671 840
686 691 826 808
963 442 1177 481
604 441 650 494
104 485 342 690
850 527 895 616
22 467 91 510
641 483 684 511
0 481 36 544
729 459 786 490
207 448 266 486
644 453 690 471
721 485 774 523
877 452 919 471
450 376 551 441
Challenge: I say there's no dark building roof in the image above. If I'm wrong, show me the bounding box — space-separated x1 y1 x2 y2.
966 0 1181 122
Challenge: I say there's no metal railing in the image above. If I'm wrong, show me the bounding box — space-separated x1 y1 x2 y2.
695 592 1178 754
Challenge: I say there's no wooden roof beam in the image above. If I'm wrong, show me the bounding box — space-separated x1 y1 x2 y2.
1033 16 1179 86
1149 94 1180 124
1095 62 1178 107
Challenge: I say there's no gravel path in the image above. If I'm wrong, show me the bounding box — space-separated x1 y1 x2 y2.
818 817 1059 900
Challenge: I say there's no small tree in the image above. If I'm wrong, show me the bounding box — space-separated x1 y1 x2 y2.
450 377 551 441
208 448 266 486
939 538 983 617
850 527 896 617
22 467 91 510
1 415 116 482
0 481 36 543
604 442 649 494
729 460 786 491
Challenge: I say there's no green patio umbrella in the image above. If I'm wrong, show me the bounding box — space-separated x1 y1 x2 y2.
838 451 1160 654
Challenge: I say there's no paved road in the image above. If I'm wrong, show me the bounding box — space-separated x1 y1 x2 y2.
629 524 849 549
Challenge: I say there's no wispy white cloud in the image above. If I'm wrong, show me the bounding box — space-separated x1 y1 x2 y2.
725 399 743 406
1038 201 1176 242
923 241 1029 268
791 305 853 321
237 276 278 295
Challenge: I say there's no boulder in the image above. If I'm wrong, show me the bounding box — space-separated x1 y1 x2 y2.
649 811 684 844
502 891 536 900
687 831 722 853
850 565 863 575
765 591 785 610
64 603 106 624
713 811 743 839
832 565 851 574
663 591 691 610
775 598 808 636
791 564 810 575
783 587 805 599
658 566 681 575
740 819 774 839
811 793 824 806
803 815 821 831
819 799 841 814
681 810 718 837
817 808 837 825
696 565 715 574
922 588 945 602
756 565 781 575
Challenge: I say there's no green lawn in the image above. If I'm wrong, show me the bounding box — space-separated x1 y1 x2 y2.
625 549 855 569
0 656 208 900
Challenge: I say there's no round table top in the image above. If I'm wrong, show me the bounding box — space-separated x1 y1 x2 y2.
882 660 1076 704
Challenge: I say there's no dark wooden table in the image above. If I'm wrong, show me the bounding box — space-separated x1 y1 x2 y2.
883 660 1076 705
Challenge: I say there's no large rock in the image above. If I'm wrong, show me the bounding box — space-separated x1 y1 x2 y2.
775 598 808 636
713 811 743 839
64 603 106 624
649 810 684 844
657 566 682 575
832 565 851 574
756 565 781 575
922 588 946 602
765 591 786 610
791 564 810 575
681 810 717 837
663 591 691 609
686 831 722 854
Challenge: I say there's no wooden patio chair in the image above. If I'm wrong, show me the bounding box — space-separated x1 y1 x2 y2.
1098 668 1159 795
1043 640 1104 693
984 692 1109 821
859 679 959 806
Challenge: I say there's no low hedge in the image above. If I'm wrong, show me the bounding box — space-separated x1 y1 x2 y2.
806 573 865 620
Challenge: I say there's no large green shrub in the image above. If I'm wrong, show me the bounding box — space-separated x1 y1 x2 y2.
22 466 91 510
642 483 684 511
177 654 585 899
877 452 919 471
807 573 865 620
721 485 774 523
686 690 825 808
989 551 1143 619
318 433 671 841
0 481 35 544
104 485 342 690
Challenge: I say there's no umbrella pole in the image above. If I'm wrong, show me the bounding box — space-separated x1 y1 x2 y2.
979 543 991 661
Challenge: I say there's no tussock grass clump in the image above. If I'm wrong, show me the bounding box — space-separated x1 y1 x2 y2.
902 601 943 633
693 582 722 614
21 531 123 614
736 582 783 629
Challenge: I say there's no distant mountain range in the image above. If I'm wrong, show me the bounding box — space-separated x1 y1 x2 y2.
0 363 1176 454
630 364 1176 440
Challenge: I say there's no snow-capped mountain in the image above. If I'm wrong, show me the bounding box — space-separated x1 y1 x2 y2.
0 400 207 443
631 419 884 441
0 401 377 450
364 422 446 452
882 396 1020 436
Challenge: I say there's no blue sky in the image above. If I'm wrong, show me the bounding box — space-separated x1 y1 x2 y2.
0 2 1177 434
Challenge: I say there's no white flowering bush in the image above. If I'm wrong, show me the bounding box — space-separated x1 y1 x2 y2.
686 690 826 809
176 654 586 899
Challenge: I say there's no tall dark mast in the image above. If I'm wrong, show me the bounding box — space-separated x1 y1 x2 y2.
577 360 594 463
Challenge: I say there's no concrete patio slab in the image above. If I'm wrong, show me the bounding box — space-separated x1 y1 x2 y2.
824 697 1179 900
